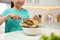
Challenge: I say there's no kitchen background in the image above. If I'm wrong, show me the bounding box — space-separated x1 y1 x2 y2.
0 0 60 33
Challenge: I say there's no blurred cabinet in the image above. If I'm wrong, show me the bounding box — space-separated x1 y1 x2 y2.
25 0 60 6
25 0 40 6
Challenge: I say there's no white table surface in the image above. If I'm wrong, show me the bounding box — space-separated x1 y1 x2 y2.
2 28 59 40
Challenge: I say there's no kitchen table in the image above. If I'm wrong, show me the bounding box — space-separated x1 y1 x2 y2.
0 28 60 40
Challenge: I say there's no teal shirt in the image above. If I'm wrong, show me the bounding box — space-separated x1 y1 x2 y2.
1 8 29 33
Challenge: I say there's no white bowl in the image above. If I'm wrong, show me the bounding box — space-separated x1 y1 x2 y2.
22 27 41 35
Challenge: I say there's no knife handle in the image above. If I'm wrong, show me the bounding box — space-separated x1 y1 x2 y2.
11 17 21 20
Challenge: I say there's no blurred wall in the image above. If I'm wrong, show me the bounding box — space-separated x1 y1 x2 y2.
0 3 8 33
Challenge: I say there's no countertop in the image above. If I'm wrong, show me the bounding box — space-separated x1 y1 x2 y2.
3 28 60 40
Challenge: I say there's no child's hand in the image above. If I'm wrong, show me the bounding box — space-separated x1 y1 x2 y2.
8 14 21 20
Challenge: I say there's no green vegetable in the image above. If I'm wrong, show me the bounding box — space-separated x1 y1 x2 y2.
57 36 60 40
50 33 56 40
39 33 60 40
39 35 48 40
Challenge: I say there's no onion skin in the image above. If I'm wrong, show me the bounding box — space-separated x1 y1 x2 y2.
20 18 39 28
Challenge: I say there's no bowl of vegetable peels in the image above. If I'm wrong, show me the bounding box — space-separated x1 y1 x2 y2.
20 18 42 35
